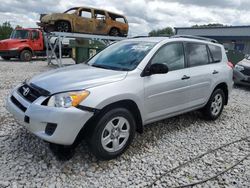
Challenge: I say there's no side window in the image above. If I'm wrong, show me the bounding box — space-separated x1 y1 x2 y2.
31 31 39 40
151 43 185 71
94 10 106 20
115 17 126 23
80 9 92 19
208 45 222 63
185 43 209 67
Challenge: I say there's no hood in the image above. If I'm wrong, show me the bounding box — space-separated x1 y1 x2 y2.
28 64 127 94
238 58 250 68
0 39 28 50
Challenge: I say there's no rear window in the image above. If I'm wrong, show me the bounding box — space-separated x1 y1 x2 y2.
185 43 209 67
108 13 127 23
208 45 222 63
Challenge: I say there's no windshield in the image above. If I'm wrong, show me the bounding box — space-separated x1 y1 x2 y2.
88 41 156 71
246 55 250 60
10 30 29 39
64 8 78 14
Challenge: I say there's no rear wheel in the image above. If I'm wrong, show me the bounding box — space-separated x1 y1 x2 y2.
109 28 120 36
1 56 11 60
87 108 136 160
55 21 71 32
20 50 32 61
202 89 225 120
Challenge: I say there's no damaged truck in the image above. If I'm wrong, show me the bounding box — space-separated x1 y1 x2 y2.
0 28 71 61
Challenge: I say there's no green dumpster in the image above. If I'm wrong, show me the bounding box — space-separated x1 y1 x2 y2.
226 50 245 65
69 39 106 64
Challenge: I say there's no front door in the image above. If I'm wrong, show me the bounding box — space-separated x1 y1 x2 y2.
74 8 94 33
30 30 43 51
144 42 191 123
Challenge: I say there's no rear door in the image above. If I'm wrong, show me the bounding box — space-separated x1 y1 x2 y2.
93 9 108 34
184 42 214 106
144 42 191 122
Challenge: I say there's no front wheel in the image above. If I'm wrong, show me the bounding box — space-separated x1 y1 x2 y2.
87 108 136 160
20 50 32 61
55 21 71 32
202 89 225 120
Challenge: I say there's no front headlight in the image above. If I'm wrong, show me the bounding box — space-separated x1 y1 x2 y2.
235 65 245 72
47 90 90 108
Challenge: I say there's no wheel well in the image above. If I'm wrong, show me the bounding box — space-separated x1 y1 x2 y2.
20 48 33 56
109 27 120 34
55 20 72 30
73 100 143 146
213 83 228 105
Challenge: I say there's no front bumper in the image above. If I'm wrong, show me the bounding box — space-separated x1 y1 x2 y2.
233 69 250 86
6 88 93 145
0 50 19 57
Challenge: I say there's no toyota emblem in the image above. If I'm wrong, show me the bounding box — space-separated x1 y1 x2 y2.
22 87 30 96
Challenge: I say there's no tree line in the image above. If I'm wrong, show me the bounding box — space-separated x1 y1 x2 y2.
148 23 226 36
0 22 14 40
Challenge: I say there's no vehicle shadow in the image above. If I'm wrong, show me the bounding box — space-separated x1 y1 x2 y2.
234 84 250 91
6 110 204 175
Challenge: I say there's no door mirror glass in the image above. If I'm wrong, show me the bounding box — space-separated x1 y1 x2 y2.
149 63 169 75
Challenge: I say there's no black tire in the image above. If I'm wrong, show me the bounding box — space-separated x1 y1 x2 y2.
55 21 71 32
109 28 120 36
20 50 32 61
202 89 225 120
1 56 11 60
86 108 136 160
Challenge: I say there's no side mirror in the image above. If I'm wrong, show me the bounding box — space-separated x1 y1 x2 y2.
148 63 169 75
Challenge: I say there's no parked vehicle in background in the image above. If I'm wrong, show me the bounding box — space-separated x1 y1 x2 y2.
0 28 71 61
38 7 129 37
6 36 233 160
234 55 250 86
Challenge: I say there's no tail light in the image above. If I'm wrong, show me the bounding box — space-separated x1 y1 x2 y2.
227 61 234 69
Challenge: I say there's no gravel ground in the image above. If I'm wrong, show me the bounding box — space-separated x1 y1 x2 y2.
0 58 250 188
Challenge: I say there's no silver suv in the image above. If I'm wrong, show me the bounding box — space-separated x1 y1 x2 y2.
6 36 233 160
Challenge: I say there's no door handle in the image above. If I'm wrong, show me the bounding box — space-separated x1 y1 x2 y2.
213 70 219 74
181 75 190 80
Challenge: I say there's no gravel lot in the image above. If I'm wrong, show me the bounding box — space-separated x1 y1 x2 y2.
0 58 250 187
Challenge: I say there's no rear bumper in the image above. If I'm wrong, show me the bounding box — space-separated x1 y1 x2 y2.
6 88 93 145
233 69 250 86
0 50 19 57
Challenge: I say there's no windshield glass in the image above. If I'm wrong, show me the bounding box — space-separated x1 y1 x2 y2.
88 41 156 71
246 55 250 60
10 30 29 39
64 8 78 14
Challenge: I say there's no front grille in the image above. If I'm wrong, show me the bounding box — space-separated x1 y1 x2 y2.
18 83 50 103
241 66 250 76
11 96 27 112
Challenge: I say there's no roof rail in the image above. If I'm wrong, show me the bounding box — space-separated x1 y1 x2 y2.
171 35 218 43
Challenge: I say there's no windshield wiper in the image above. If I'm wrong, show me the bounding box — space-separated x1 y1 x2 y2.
91 64 129 71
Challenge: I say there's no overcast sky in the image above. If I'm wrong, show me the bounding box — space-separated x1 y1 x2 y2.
1 0 250 36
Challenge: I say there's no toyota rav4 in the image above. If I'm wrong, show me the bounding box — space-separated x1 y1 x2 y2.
6 36 233 160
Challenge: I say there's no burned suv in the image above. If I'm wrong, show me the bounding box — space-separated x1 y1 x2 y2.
38 7 129 37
